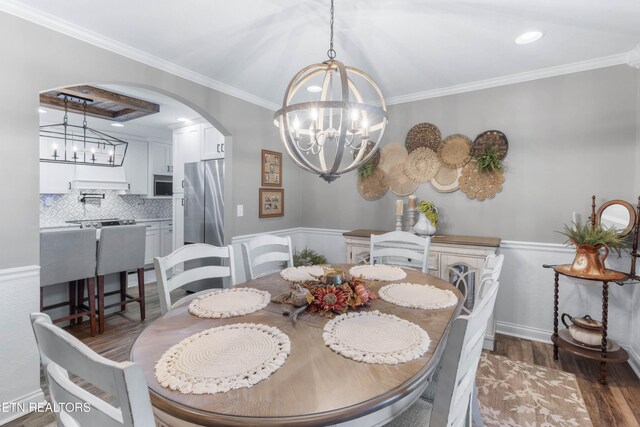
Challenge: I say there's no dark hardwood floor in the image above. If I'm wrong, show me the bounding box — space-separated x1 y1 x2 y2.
8 283 640 427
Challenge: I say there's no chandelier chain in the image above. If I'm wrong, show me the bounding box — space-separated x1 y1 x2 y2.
327 0 336 59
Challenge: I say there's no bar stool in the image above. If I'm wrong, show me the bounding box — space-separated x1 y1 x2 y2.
96 225 146 334
40 229 97 336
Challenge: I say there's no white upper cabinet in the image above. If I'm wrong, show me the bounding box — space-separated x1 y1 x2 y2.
173 124 202 193
201 124 225 160
149 142 172 175
40 162 74 194
123 140 148 195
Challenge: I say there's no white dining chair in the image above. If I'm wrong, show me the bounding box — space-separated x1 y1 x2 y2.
241 234 294 280
30 312 154 427
370 231 431 273
387 279 500 427
478 254 504 299
154 243 236 315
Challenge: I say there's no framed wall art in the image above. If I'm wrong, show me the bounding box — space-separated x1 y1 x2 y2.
259 188 284 218
262 149 282 187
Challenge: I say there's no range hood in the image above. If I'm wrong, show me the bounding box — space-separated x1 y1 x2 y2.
71 165 129 191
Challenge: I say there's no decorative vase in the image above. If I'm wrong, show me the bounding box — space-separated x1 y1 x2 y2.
414 212 436 236
569 243 609 276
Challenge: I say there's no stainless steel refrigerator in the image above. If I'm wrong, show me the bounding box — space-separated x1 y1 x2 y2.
183 160 225 292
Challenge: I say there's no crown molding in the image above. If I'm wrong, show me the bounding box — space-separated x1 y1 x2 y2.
628 43 640 69
385 52 630 106
0 0 280 111
1 0 637 109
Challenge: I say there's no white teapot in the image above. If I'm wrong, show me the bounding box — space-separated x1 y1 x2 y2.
561 313 602 347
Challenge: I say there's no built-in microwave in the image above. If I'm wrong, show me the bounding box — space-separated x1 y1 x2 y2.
154 175 173 196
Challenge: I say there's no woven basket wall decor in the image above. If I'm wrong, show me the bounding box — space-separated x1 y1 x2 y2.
459 161 505 201
438 134 472 168
389 162 419 196
404 147 441 183
405 123 442 153
354 140 381 167
472 130 508 159
378 143 408 174
431 166 462 193
357 168 389 201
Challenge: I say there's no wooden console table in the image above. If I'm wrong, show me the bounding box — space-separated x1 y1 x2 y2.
544 264 630 385
343 230 501 350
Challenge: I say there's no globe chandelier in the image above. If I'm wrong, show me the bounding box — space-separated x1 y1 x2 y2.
274 0 388 183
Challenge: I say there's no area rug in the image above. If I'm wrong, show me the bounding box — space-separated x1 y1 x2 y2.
476 353 593 427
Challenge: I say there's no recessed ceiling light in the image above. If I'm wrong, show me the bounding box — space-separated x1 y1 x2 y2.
307 85 322 93
177 117 191 123
111 123 124 127
38 108 47 113
515 31 543 45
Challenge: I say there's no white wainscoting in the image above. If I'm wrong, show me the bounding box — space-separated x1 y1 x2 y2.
231 228 640 378
0 265 45 425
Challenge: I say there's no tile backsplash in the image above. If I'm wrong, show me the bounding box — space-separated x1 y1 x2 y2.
40 190 172 225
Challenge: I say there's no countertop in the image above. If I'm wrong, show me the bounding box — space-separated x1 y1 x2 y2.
40 218 171 230
342 229 501 248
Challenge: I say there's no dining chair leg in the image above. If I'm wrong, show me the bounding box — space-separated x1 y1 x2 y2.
119 271 127 312
97 275 105 334
471 384 484 427
68 280 77 325
137 268 145 321
39 287 44 312
77 280 85 325
87 277 96 337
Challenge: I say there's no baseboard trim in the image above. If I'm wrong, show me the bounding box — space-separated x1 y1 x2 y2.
0 389 45 425
495 321 553 344
626 347 640 379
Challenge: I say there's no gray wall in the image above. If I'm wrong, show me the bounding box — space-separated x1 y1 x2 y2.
0 11 301 270
300 65 639 243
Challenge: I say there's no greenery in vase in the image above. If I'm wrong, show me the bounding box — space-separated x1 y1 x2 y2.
417 201 438 228
476 145 503 173
293 248 328 267
357 162 376 179
559 222 626 256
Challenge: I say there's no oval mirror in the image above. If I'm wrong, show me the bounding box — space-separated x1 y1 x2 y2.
596 200 636 237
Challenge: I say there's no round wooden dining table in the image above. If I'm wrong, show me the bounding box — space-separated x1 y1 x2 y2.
131 266 463 427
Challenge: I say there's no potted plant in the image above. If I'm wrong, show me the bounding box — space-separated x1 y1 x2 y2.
559 222 626 276
414 201 438 236
293 248 328 267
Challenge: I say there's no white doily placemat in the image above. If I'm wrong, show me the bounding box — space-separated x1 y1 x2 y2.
280 265 329 282
188 288 271 319
155 323 290 394
379 283 458 310
323 310 430 364
349 264 407 281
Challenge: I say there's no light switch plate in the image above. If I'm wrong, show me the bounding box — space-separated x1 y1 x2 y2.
237 204 244 217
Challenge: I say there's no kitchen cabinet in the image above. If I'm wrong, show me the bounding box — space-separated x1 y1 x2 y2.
149 142 173 175
202 124 225 160
160 221 173 257
40 162 74 194
142 220 173 265
343 230 500 350
172 194 184 252
123 140 148 195
173 125 201 194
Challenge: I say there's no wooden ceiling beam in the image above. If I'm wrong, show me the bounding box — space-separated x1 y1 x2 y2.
39 85 161 122
39 94 117 120
62 86 159 113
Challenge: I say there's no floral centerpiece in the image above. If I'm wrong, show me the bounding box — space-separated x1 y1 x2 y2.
273 268 378 321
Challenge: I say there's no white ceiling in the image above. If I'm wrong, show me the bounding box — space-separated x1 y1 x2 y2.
5 0 640 109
